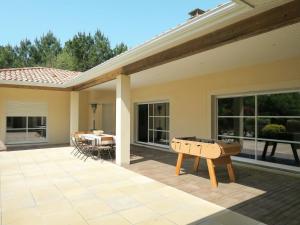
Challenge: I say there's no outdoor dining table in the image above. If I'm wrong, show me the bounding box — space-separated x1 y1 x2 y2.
78 133 116 146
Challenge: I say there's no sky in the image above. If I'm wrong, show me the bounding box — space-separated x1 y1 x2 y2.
0 0 227 49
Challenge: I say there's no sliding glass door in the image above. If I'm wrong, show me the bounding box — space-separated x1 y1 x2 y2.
137 102 170 146
217 91 300 167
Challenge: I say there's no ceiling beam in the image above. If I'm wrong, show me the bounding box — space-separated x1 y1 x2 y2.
71 0 300 91
71 68 124 91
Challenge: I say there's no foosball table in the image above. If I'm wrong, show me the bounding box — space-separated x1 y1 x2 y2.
171 137 241 188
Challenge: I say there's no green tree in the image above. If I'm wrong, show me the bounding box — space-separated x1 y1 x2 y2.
35 31 62 67
14 39 35 67
91 30 113 66
0 30 128 71
64 32 95 71
113 42 128 56
0 45 17 68
54 50 77 71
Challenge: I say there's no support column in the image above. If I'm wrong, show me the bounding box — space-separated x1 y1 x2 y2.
116 75 130 166
70 91 79 145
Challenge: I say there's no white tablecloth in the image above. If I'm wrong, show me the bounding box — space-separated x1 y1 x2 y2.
79 134 115 146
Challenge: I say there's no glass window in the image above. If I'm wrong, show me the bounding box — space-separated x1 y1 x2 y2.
6 116 47 144
138 104 148 143
218 96 255 116
258 118 300 142
217 91 300 167
149 130 154 143
137 102 169 146
27 129 47 142
6 129 27 143
28 117 46 128
154 103 169 116
149 104 154 116
149 117 153 129
258 92 300 116
6 117 26 129
154 131 169 145
218 118 255 138
154 117 169 131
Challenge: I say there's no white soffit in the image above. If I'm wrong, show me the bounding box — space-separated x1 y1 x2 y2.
69 0 294 87
89 21 300 90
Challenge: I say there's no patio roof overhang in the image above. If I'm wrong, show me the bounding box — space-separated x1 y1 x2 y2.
88 21 300 91
70 0 300 91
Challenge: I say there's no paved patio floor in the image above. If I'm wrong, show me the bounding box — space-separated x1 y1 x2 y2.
0 146 264 225
126 145 300 225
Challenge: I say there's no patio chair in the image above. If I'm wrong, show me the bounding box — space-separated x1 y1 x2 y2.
71 134 94 161
94 136 114 161
71 132 86 155
71 135 79 155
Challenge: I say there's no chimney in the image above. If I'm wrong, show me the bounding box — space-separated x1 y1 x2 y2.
188 8 205 19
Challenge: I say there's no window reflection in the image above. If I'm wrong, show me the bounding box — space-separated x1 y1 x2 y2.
217 91 300 166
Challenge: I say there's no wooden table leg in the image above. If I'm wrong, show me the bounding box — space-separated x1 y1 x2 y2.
193 156 200 172
226 158 236 183
262 141 269 159
291 144 300 164
207 159 218 188
270 142 277 156
176 153 184 176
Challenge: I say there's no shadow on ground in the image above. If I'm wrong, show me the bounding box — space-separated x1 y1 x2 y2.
127 145 300 225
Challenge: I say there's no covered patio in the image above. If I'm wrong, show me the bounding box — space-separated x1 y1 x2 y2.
71 18 300 170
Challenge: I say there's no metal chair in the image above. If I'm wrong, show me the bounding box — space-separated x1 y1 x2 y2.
95 136 114 161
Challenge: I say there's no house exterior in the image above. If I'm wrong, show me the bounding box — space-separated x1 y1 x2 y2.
0 0 299 171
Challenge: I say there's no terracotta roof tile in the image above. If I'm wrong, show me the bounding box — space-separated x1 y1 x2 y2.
0 67 81 85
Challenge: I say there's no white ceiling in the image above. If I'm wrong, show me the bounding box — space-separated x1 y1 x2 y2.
88 22 300 91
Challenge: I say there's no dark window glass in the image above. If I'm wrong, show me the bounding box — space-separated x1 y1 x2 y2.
218 118 255 138
258 92 300 116
154 117 169 131
154 103 169 116
154 131 169 145
149 104 154 116
148 130 153 143
137 102 169 145
28 117 46 128
138 104 148 142
6 117 26 129
149 117 153 129
218 96 255 116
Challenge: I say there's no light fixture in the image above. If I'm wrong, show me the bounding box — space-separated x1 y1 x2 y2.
91 103 98 130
